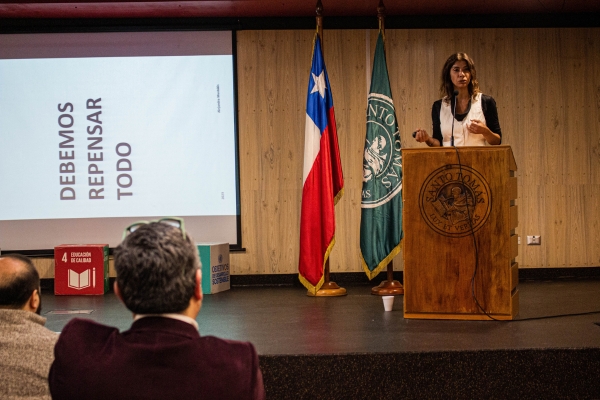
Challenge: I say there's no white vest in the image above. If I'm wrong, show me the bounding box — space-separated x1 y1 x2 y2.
440 93 487 146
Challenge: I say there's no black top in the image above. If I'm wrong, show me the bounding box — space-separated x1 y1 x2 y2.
431 94 502 145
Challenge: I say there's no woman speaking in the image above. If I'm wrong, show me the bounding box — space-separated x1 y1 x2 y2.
414 53 502 147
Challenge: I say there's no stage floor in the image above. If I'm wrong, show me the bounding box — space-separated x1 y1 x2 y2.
41 280 600 355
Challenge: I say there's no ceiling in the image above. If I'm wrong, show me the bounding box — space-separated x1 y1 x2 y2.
1 0 599 19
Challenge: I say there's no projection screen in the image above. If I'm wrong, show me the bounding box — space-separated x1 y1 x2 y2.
0 31 241 254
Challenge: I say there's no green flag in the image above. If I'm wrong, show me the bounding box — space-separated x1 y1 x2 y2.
360 31 403 279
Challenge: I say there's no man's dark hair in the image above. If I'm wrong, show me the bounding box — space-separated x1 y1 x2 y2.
114 222 200 314
0 254 40 308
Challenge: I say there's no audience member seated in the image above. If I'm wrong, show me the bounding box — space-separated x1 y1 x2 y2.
0 254 58 400
49 218 265 400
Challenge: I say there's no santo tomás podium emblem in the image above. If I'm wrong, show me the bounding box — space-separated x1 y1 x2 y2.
419 164 491 237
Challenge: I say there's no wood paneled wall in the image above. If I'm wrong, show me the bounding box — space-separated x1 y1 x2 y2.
31 27 600 277
232 27 600 275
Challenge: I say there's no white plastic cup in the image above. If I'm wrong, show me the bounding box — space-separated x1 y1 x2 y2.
382 295 394 312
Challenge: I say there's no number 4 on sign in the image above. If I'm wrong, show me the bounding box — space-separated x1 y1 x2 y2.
62 252 67 263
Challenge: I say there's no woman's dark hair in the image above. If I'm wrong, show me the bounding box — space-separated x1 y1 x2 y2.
439 52 480 103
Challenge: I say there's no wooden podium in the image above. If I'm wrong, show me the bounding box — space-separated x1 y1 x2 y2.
402 145 519 320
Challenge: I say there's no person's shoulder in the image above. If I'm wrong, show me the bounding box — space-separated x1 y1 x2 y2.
62 317 117 332
432 99 443 114
36 322 59 344
201 335 257 350
480 93 497 105
28 313 58 338
200 336 258 359
54 319 119 366
58 318 118 345
194 336 264 399
0 310 57 341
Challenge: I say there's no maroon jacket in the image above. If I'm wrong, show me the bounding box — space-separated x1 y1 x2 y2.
49 317 265 400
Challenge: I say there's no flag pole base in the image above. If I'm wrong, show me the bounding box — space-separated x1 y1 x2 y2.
308 281 347 297
371 280 404 296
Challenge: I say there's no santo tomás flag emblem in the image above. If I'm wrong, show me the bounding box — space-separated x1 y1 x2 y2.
360 31 403 279
298 34 344 295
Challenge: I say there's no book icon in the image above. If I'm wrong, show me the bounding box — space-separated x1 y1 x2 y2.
68 268 96 290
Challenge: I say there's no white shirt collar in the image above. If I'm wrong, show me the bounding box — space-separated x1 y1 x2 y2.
133 313 199 330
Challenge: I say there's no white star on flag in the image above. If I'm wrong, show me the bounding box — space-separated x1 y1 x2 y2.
310 71 327 98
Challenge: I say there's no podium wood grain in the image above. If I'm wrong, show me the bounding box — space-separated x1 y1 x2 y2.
403 146 518 320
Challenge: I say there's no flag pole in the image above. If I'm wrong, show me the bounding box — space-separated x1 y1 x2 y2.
370 0 404 296
311 0 346 297
316 0 322 38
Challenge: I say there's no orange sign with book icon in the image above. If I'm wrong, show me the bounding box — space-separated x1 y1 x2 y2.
54 244 109 295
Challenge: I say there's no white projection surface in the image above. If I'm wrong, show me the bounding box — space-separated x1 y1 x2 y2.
0 31 240 252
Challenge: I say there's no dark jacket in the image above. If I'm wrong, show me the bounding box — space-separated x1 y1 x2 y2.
49 317 265 400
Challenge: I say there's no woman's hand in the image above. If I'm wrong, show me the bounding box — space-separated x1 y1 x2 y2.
466 119 487 135
413 129 440 147
466 119 501 145
413 128 430 143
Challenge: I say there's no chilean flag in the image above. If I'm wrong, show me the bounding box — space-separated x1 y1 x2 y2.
298 35 344 295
